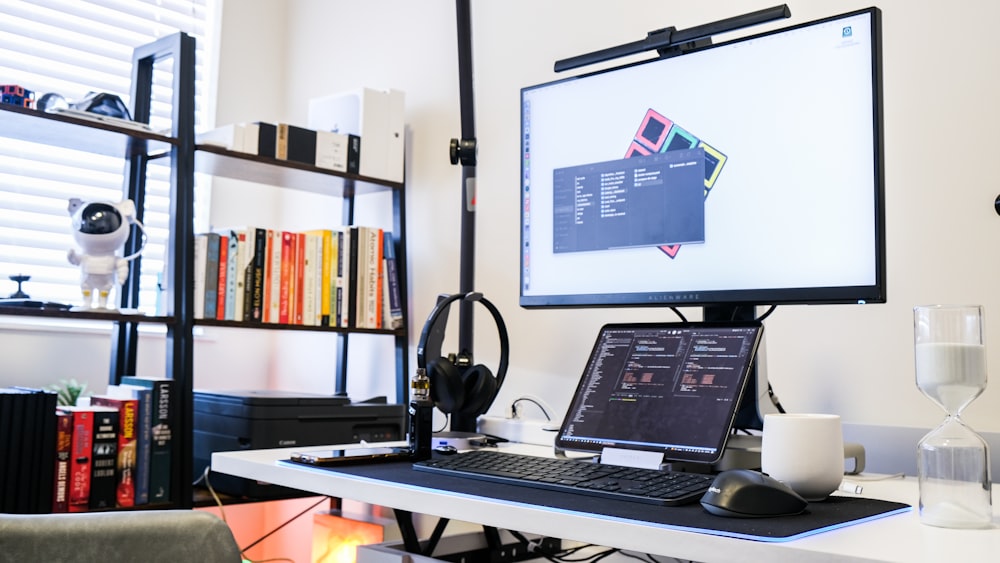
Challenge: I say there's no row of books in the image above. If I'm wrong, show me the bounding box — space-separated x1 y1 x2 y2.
0 387 57 513
0 377 174 513
197 121 361 175
194 225 403 330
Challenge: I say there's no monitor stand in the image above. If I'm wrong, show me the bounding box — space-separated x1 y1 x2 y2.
703 304 779 432
658 436 762 474
697 304 775 473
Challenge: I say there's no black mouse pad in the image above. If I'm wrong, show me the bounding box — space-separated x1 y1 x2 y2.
279 459 911 542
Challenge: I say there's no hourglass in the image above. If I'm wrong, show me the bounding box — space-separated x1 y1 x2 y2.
914 305 993 528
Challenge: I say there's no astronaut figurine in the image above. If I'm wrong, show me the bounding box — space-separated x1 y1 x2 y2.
67 198 144 310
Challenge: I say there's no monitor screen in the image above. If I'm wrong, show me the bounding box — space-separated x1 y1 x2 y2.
520 8 884 309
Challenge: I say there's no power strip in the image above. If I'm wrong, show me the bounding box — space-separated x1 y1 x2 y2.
478 416 560 446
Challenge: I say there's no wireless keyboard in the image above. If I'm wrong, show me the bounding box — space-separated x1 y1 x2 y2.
413 449 714 507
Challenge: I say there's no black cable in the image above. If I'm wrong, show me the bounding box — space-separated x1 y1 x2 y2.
585 548 622 562
511 397 552 420
669 306 687 322
434 413 450 433
767 381 787 413
755 304 777 322
614 551 667 563
239 496 329 553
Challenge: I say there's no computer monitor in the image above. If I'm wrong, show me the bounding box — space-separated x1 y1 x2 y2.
519 7 884 429
520 7 884 311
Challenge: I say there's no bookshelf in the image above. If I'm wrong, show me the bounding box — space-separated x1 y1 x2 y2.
0 31 409 511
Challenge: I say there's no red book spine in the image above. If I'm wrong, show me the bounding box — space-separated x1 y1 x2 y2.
295 232 306 325
63 408 94 513
262 229 275 322
52 411 73 513
216 234 228 320
279 231 294 324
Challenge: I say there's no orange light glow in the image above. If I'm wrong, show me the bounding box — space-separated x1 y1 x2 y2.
312 512 386 563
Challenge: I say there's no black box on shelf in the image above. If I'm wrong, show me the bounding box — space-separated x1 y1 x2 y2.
193 389 405 498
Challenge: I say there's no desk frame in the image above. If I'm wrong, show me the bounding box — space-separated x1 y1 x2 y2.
212 445 1000 563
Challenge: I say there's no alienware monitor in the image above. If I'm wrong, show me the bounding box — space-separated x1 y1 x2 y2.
520 7 885 310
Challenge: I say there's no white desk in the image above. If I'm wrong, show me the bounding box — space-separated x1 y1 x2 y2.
212 443 1000 563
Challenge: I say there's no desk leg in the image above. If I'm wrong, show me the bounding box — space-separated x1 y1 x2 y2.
394 509 423 553
394 509 452 555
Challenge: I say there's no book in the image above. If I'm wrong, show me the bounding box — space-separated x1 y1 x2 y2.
347 134 361 174
279 231 294 324
0 388 56 515
382 231 404 329
0 388 31 512
353 226 367 328
308 229 334 326
91 395 139 507
108 384 152 505
233 229 248 321
327 229 341 327
276 123 318 165
87 406 119 510
245 226 267 322
344 227 358 328
58 406 95 512
358 226 383 329
266 228 282 323
13 387 57 513
301 231 318 326
216 232 229 320
203 232 221 320
196 123 245 151
0 390 12 511
253 121 277 158
224 230 239 321
294 231 306 325
3 388 30 513
315 130 350 172
52 410 72 512
119 376 172 504
335 230 348 328
372 228 384 329
192 233 208 319
243 122 260 154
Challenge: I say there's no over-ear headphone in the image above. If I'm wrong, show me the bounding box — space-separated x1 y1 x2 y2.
416 292 509 419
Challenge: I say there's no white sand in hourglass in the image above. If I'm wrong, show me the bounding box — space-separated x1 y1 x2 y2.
914 342 986 414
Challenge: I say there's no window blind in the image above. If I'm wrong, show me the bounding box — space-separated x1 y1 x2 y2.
0 0 214 313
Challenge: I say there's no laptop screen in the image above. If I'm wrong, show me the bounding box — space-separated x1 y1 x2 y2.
554 322 762 465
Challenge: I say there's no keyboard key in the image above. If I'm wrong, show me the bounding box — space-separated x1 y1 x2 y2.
413 450 713 507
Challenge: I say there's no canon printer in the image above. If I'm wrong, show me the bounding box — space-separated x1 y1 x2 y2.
193 389 405 498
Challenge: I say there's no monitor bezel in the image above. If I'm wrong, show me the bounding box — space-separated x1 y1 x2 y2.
519 7 885 310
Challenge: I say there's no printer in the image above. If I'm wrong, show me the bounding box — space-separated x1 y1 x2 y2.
193 389 405 498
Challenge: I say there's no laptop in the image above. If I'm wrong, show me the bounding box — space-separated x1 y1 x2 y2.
553 321 763 467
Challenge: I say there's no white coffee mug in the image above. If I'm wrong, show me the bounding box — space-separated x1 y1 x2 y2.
761 413 844 501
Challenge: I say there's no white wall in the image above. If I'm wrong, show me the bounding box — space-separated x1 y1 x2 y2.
256 0 1000 434
6 1 1000 456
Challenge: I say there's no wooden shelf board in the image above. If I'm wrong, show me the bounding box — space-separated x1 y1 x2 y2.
195 144 403 195
0 104 175 158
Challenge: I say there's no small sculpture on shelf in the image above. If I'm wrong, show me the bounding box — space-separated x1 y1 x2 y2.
66 198 145 310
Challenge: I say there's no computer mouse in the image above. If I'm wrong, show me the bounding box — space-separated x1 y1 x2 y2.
700 469 808 518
